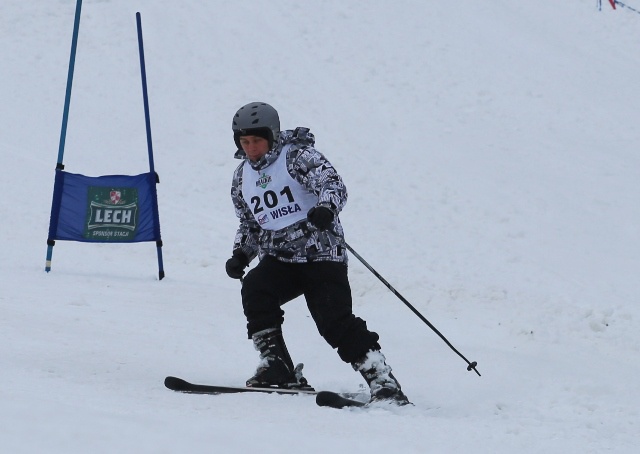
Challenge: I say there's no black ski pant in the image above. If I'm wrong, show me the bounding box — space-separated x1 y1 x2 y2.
241 256 380 364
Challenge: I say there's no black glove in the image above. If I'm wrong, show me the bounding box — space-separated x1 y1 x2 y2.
307 205 334 230
225 250 249 279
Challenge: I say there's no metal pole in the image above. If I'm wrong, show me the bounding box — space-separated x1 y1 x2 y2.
136 12 165 280
343 240 480 376
46 0 83 272
56 0 82 168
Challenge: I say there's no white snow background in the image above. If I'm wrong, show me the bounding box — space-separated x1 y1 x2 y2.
1 1 639 452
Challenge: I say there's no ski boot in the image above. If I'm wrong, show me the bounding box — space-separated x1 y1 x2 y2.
246 327 313 391
352 350 410 405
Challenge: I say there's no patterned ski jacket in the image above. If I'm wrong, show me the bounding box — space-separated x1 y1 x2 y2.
230 127 348 264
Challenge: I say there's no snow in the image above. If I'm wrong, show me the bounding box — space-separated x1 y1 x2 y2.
2 0 639 452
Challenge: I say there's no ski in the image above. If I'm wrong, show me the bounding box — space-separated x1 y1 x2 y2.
316 390 367 408
164 376 370 406
164 376 318 395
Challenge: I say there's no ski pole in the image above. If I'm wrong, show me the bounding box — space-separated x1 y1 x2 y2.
343 240 481 377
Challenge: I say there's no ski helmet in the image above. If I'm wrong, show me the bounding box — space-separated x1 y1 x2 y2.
232 102 280 150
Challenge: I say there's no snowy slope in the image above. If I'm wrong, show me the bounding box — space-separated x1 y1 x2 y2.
1 1 639 452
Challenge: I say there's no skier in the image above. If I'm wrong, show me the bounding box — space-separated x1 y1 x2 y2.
225 101 409 405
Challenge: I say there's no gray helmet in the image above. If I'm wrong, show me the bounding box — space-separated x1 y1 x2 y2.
232 102 280 150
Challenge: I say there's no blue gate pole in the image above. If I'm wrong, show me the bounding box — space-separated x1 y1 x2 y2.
136 12 165 280
136 12 156 176
46 0 83 272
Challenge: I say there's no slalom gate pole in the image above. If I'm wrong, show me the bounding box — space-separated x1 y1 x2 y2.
615 1 640 14
136 12 156 176
136 12 165 280
343 240 481 376
56 0 82 168
46 0 83 272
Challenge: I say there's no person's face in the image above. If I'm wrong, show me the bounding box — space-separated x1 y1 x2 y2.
240 135 270 161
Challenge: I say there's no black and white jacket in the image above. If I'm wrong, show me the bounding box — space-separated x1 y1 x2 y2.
230 128 348 264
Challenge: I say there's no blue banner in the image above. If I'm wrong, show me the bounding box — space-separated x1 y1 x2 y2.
48 169 161 243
